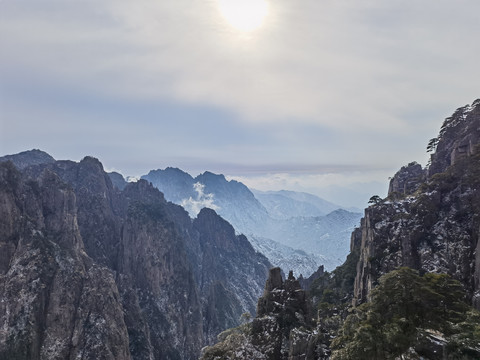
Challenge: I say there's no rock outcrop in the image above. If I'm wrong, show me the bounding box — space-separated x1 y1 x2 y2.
193 208 271 344
108 171 128 190
428 99 480 176
0 149 55 170
388 161 425 196
252 268 312 360
354 99 480 309
0 162 130 360
201 268 316 360
0 152 272 359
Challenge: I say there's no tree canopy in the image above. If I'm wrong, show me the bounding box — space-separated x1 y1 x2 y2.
331 268 480 360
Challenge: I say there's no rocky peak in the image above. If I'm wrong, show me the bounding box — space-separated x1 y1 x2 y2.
142 167 193 191
192 207 271 343
0 149 55 169
195 171 257 201
298 265 324 290
262 266 283 294
194 208 239 251
388 161 425 196
201 267 313 360
198 171 225 181
108 171 127 190
148 166 192 178
428 99 480 176
254 267 310 346
123 178 166 206
141 167 195 203
80 155 104 169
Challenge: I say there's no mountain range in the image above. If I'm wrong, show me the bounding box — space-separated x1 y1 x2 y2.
139 168 362 275
1 99 480 359
252 189 361 218
0 151 272 359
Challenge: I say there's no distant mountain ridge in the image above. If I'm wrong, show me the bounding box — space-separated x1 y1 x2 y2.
141 168 362 274
0 150 360 276
252 189 359 219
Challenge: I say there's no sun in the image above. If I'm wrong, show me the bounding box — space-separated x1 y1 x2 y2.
218 0 269 32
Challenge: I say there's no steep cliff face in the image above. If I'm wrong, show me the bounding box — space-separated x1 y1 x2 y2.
118 181 204 360
388 161 425 196
428 99 480 176
1 153 271 359
108 171 128 191
354 99 480 309
0 162 130 360
24 157 124 270
193 208 271 344
22 158 208 359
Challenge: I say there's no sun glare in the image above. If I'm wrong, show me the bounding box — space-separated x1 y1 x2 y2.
218 0 269 32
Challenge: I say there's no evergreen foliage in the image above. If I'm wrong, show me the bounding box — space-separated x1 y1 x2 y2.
368 195 382 205
310 246 360 309
331 268 480 360
427 137 439 153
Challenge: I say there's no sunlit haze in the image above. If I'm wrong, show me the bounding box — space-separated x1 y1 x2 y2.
218 0 269 32
1 0 479 208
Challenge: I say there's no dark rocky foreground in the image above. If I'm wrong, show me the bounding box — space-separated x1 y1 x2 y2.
0 152 271 359
201 268 316 360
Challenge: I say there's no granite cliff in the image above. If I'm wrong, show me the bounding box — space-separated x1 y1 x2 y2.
0 153 271 359
354 99 480 309
0 161 130 359
200 268 315 360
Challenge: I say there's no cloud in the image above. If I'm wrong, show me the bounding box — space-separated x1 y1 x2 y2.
1 0 479 199
180 182 219 217
2 0 479 131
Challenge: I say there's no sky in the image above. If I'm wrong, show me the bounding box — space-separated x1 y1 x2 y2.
1 0 479 208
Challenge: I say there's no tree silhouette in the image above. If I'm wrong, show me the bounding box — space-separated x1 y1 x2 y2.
368 195 382 205
427 137 439 153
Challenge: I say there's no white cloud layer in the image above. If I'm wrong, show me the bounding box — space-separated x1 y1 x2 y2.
1 0 479 130
181 182 219 217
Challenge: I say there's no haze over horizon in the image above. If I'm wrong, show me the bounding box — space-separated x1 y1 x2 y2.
1 0 479 208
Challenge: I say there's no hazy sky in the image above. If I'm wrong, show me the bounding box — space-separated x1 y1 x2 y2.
1 0 479 207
